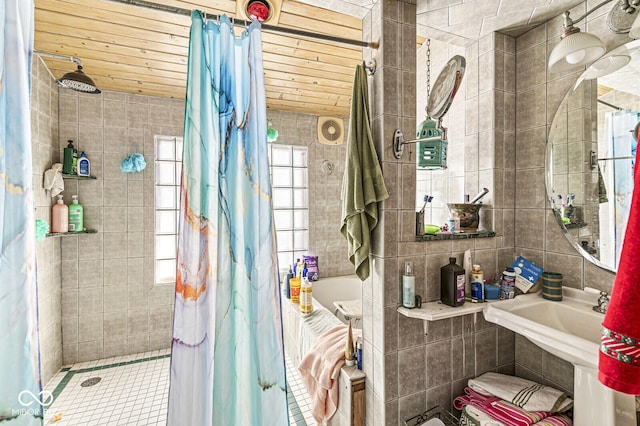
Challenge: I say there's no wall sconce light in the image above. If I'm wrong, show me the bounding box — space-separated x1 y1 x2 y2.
35 51 101 94
549 0 640 72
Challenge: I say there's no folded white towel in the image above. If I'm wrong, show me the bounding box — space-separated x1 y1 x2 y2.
44 163 64 197
468 372 573 413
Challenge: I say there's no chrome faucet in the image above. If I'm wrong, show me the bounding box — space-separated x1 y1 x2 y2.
593 291 610 314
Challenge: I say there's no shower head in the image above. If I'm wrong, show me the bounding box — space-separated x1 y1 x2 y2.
56 65 101 94
35 51 101 94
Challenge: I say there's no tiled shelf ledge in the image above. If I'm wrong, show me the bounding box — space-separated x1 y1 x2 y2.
415 229 496 241
62 173 97 180
398 298 506 324
46 229 98 237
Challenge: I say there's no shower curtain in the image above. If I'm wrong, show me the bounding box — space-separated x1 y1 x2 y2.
167 12 288 425
0 1 43 425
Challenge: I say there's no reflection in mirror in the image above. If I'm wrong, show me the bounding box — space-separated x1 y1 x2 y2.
547 40 640 272
415 40 468 231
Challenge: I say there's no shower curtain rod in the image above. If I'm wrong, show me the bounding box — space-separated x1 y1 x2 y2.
106 0 379 49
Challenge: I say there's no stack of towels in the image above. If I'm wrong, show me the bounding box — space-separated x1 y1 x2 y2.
454 373 573 426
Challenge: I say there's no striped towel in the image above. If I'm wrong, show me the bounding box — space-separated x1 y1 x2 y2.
454 387 551 426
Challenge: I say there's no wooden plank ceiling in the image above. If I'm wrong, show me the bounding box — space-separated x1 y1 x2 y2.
34 0 364 117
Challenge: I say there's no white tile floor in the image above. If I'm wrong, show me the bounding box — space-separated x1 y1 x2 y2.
43 350 315 425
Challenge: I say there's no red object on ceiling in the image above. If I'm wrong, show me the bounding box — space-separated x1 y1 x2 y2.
246 0 270 22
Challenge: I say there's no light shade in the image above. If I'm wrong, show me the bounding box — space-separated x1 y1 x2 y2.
631 12 640 39
56 65 101 94
548 30 606 73
583 54 631 79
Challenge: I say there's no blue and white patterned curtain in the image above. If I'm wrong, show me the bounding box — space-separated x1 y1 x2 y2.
0 0 43 424
167 12 288 425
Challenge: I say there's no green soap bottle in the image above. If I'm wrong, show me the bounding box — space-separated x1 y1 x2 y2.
68 195 84 232
63 140 77 174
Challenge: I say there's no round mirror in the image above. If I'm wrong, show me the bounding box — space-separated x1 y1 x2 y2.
546 39 640 272
426 55 466 119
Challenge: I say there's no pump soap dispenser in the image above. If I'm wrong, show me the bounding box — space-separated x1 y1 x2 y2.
68 195 84 232
51 195 68 233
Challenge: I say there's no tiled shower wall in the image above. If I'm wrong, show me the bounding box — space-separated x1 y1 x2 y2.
31 56 62 384
53 82 353 364
513 4 629 392
57 90 182 364
361 1 517 424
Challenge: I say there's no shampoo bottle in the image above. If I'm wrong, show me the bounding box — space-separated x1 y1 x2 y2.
284 266 293 299
63 140 76 174
51 195 69 233
402 261 416 309
300 276 313 315
77 151 90 176
68 195 84 232
470 264 484 302
441 257 465 307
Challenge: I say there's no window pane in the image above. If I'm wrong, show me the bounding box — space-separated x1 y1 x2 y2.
276 230 293 251
293 189 308 208
293 168 307 188
292 147 307 167
294 210 308 229
176 139 183 161
271 167 292 187
273 210 293 230
156 259 176 284
293 230 308 251
272 188 292 209
278 252 293 273
175 163 182 185
156 162 175 185
156 138 175 160
271 146 292 166
156 186 175 209
156 211 176 234
156 235 177 259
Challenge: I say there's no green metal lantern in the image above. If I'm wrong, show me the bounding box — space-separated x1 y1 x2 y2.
416 117 447 170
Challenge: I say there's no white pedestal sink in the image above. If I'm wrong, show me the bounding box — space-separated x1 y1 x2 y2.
483 289 636 426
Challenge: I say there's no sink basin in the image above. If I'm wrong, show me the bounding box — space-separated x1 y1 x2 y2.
483 288 636 426
483 291 601 368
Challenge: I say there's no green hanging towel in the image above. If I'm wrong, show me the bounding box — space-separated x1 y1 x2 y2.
340 64 389 280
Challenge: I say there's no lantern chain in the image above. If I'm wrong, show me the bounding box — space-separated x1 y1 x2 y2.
425 38 431 117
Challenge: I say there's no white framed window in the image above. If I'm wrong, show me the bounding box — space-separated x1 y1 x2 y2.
268 144 309 271
154 135 183 285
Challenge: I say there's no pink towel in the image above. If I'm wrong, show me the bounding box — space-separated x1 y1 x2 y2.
298 325 358 423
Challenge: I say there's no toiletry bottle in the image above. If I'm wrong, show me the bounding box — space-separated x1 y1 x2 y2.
63 140 76 174
448 211 459 233
355 337 363 370
77 151 90 176
300 276 313 315
51 195 68 233
441 257 465 307
293 258 300 277
302 262 308 279
500 267 516 300
68 195 84 232
296 258 304 278
290 277 301 303
470 264 484 302
285 265 293 299
402 261 416 309
344 321 355 366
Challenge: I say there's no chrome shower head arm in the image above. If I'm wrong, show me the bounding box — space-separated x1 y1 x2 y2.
34 51 82 66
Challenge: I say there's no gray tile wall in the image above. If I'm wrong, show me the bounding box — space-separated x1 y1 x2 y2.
513 4 628 393
57 90 183 364
32 56 62 384
362 2 517 424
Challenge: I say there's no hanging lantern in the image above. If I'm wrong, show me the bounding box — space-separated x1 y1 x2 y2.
246 0 271 22
416 117 447 170
267 119 278 143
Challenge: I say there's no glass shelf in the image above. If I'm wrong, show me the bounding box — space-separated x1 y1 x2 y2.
416 229 495 241
46 229 98 237
62 173 97 180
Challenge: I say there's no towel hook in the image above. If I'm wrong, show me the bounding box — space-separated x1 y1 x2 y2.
363 59 376 76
